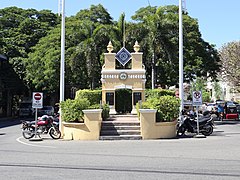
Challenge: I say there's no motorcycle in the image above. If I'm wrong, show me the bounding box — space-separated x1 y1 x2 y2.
21 114 61 139
177 110 214 137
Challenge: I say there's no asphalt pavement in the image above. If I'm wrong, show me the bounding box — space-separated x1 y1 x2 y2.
0 118 240 180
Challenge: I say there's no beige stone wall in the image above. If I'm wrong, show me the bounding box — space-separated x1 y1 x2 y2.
62 109 102 140
132 53 143 69
139 109 177 139
103 53 115 69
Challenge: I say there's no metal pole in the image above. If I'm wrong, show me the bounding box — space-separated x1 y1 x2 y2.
179 0 184 114
196 106 200 135
59 0 65 131
151 53 155 89
34 108 37 138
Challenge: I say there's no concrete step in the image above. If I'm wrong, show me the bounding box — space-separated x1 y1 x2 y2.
100 115 142 140
101 121 140 126
100 129 141 136
101 125 141 131
99 135 142 140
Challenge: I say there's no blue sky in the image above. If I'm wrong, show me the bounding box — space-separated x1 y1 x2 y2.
1 0 240 49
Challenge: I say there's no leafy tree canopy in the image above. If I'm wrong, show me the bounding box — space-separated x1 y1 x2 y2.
1 4 221 103
0 6 59 80
127 5 221 87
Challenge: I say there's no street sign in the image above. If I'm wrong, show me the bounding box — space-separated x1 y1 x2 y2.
32 92 43 108
192 90 202 106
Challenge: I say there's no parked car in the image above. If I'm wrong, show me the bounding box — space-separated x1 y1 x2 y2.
19 102 33 117
37 106 55 116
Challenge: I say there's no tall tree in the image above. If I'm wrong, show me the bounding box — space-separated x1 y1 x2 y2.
24 4 119 98
219 41 240 91
0 7 59 80
128 5 221 88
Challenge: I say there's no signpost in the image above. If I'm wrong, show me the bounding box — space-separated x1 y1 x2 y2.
192 91 202 136
32 92 43 140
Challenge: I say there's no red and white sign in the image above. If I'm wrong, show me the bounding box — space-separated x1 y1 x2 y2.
32 92 43 108
192 91 202 106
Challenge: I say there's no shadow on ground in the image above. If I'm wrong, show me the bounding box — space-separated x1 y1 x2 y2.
0 118 21 129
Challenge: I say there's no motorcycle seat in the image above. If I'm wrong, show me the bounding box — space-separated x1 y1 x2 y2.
198 117 211 125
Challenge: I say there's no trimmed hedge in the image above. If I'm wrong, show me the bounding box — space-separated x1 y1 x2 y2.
89 103 110 120
75 89 101 105
60 89 109 122
137 95 180 122
145 89 175 99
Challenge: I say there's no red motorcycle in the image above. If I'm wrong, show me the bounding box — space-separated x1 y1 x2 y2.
21 115 61 139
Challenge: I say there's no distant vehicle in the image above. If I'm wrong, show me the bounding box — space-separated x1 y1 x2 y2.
37 106 55 116
206 103 217 112
225 101 238 120
236 104 240 120
19 102 33 117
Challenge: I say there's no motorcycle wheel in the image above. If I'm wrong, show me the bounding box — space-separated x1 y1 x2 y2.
49 128 61 139
202 125 213 136
177 125 186 137
22 126 35 139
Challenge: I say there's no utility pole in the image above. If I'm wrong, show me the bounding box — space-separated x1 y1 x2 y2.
60 0 65 103
179 0 184 115
151 53 155 89
59 0 65 132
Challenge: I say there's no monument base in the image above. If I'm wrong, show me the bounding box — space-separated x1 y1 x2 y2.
131 108 137 115
109 108 117 115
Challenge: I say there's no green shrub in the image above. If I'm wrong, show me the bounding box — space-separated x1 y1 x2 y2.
145 89 175 99
75 89 101 105
60 98 90 123
76 89 109 120
139 95 180 122
101 104 110 120
136 100 151 118
88 103 110 120
202 91 211 102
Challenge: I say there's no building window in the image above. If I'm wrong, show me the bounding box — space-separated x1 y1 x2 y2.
106 92 114 105
133 92 142 105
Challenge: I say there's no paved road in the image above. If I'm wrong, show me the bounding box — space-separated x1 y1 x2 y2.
0 119 240 180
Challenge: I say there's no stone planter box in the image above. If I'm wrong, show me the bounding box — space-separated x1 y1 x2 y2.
139 109 177 139
62 109 102 140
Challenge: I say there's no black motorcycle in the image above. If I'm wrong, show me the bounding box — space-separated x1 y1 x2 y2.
177 111 214 137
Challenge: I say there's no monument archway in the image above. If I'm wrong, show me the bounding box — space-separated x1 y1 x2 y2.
115 88 132 114
101 41 146 114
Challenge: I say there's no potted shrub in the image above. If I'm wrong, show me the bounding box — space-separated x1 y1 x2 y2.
60 91 108 140
146 95 180 122
138 95 180 139
60 98 90 123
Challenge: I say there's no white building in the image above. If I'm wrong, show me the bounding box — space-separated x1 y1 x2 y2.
207 81 240 102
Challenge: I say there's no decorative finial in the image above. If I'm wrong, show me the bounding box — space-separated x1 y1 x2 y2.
107 41 113 53
133 41 140 52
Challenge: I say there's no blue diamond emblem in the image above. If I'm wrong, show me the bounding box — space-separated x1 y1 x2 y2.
115 47 131 66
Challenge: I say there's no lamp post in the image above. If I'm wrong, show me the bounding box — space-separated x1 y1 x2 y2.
59 0 65 131
179 0 184 115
